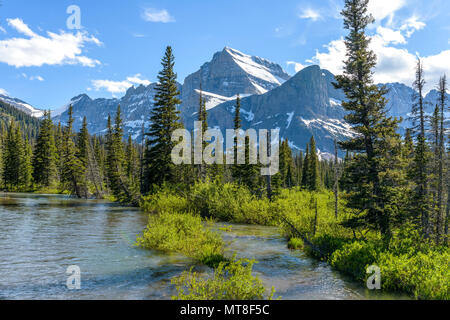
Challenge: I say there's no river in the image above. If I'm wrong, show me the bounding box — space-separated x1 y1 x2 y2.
0 193 408 300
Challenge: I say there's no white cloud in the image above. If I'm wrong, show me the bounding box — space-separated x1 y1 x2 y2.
0 26 6 34
286 61 306 73
298 8 322 21
21 73 45 81
0 88 8 96
30 75 44 81
142 8 175 23
376 26 406 45
400 16 426 37
368 0 406 22
91 74 151 95
311 27 449 93
0 18 101 68
126 74 151 86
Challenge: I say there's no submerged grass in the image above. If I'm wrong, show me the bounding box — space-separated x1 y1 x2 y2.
136 211 227 268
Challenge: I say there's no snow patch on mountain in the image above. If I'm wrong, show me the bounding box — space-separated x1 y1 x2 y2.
224 47 287 87
0 94 44 118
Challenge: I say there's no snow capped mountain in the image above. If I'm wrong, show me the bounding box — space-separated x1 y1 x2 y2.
53 83 168 141
205 65 353 155
0 94 44 118
56 47 290 140
51 47 447 154
181 47 290 123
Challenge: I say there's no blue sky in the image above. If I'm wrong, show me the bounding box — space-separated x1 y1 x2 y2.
0 0 449 110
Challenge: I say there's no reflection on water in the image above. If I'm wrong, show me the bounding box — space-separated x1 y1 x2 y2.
0 193 409 300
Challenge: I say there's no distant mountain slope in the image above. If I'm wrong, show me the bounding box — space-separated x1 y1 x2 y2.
53 83 172 140
0 99 41 138
206 65 351 155
51 47 448 155
55 47 290 141
0 94 44 118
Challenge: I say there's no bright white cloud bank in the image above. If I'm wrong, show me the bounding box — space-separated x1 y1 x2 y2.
91 74 151 95
142 8 175 23
0 18 101 68
310 2 448 93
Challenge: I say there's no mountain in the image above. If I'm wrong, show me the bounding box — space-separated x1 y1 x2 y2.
55 47 290 140
0 98 41 138
53 83 175 140
205 65 352 155
52 47 448 156
0 94 44 118
181 47 290 122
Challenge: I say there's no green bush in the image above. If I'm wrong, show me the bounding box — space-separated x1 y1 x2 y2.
378 248 450 300
136 211 226 268
171 256 276 300
140 189 189 214
287 238 304 250
330 241 381 281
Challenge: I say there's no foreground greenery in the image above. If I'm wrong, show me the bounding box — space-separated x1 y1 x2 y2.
136 211 226 268
172 256 276 300
141 181 449 300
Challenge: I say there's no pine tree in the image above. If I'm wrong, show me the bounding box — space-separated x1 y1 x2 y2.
61 105 85 198
435 75 447 243
143 46 183 193
3 120 22 190
20 136 33 190
333 0 405 241
231 95 243 183
301 144 309 188
32 111 57 188
307 136 320 191
410 59 432 236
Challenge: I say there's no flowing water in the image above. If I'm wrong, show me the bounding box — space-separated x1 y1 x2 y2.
0 193 408 300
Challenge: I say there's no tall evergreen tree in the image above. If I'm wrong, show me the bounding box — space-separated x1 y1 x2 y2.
307 136 320 191
410 59 432 236
32 111 57 188
20 136 33 190
61 105 85 198
301 144 310 188
435 75 447 242
106 106 134 203
333 0 405 241
143 46 183 193
3 121 22 190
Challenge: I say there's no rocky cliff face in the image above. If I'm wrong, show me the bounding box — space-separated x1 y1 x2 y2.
205 65 352 155
181 47 291 123
53 83 165 140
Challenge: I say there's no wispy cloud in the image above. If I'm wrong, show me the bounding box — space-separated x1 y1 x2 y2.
0 18 101 68
0 88 8 95
298 8 322 21
21 73 45 81
91 74 151 95
286 61 307 73
0 26 6 34
142 8 175 23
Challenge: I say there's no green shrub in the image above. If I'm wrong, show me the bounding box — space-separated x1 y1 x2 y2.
136 211 226 268
171 256 276 300
140 189 189 214
378 249 450 300
330 241 381 281
287 238 304 250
